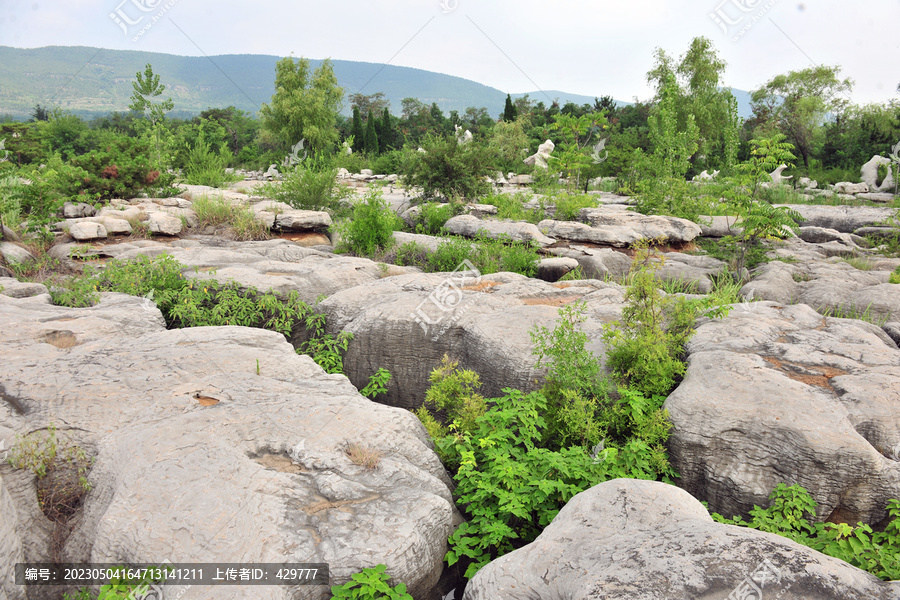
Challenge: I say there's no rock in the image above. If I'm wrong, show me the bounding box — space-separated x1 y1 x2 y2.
61 202 96 218
797 177 818 189
320 272 623 408
0 242 36 265
0 293 458 600
385 174 399 183
147 212 183 236
857 192 897 203
797 226 866 248
337 167 351 179
392 231 467 253
577 208 702 244
98 217 133 236
360 168 374 177
507 174 534 186
885 322 900 346
538 219 640 247
547 246 632 280
740 260 798 304
854 226 900 241
443 215 555 247
834 181 870 195
523 139 554 169
775 204 896 233
274 210 333 231
667 303 900 525
264 164 280 179
0 472 26 600
536 257 579 282
463 479 900 600
861 155 896 193
1 225 21 242
67 221 108 241
0 277 48 298
653 252 727 294
699 215 742 237
692 169 719 181
769 163 793 185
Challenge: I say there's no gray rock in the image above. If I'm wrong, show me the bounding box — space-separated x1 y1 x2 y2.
858 192 897 203
444 215 555 246
547 246 632 281
463 479 900 600
861 155 895 193
667 303 900 525
653 252 727 294
67 221 108 241
0 292 457 600
537 257 579 282
776 204 897 233
61 202 96 219
0 472 26 600
97 217 133 236
0 277 48 298
698 215 742 237
855 226 900 241
0 242 35 265
798 226 867 248
147 212 183 236
1 224 21 242
834 181 870 195
360 168 374 177
578 207 702 244
885 322 900 346
523 140 554 170
392 231 469 254
538 219 639 247
275 210 333 231
741 260 798 304
797 176 818 189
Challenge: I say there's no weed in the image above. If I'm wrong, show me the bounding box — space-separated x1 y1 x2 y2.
334 189 401 257
345 444 383 470
360 367 392 399
558 265 587 281
819 303 889 327
891 265 900 284
329 564 413 600
842 257 877 271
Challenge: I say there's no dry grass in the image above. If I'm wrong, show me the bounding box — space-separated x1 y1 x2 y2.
345 443 383 470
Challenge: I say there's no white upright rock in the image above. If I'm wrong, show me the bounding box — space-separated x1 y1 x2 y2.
769 163 793 186
861 155 895 192
523 139 555 169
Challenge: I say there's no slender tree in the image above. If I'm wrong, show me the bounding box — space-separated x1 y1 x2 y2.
351 106 364 152
502 94 518 122
365 111 379 154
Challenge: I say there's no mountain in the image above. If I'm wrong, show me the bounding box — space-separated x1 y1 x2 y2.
0 46 755 122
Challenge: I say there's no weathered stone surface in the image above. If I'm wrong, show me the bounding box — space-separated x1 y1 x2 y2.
885 322 900 346
0 242 35 265
523 140 554 169
578 207 702 244
536 257 578 282
147 212 183 236
834 181 870 195
538 219 639 247
775 204 897 233
861 155 895 193
652 252 728 294
320 272 624 409
855 226 900 241
0 292 458 600
798 176 818 189
67 221 107 241
547 246 633 280
443 215 555 246
858 192 897 203
61 202 96 219
0 277 48 298
97 217 133 235
0 472 26 600
464 479 900 600
1 224 21 242
275 210 333 231
667 303 900 525
798 226 867 248
698 215 742 237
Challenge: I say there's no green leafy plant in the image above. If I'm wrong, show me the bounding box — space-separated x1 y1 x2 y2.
335 189 401 257
329 564 413 600
260 159 354 214
191 195 269 241
890 265 900 284
360 367 392 399
400 133 493 201
297 310 353 374
414 201 461 235
712 483 900 581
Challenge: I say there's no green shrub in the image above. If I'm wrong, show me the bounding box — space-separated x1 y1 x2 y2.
335 189 401 257
890 265 900 284
400 134 493 201
393 241 430 269
260 162 353 214
70 134 174 201
183 140 239 187
479 191 544 223
414 202 460 235
371 149 405 175
428 236 474 272
329 564 412 600
552 192 597 221
191 195 269 241
712 483 900 581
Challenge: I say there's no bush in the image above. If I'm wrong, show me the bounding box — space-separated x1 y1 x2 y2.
191 195 270 241
183 140 239 187
890 265 900 284
400 134 493 201
69 134 174 201
329 564 412 600
335 189 401 256
414 202 460 235
428 236 475 272
260 161 353 214
552 192 597 221
478 191 544 223
712 483 900 581
371 149 405 175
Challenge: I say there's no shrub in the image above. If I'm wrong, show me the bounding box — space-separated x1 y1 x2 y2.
335 189 401 257
414 202 460 235
183 140 239 187
711 483 900 581
191 195 269 241
260 162 353 214
428 236 474 272
552 192 597 221
371 149 405 175
69 134 174 200
400 134 493 201
890 265 900 284
329 564 412 600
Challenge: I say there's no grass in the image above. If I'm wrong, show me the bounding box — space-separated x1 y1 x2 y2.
842 257 877 271
558 265 587 281
792 272 812 282
191 195 270 241
345 443 383 470
819 303 890 327
478 191 545 223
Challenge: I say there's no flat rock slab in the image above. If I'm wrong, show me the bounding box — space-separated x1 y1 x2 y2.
667 303 900 525
320 272 626 408
443 215 555 246
538 219 641 247
0 292 457 600
578 207 702 244
464 479 900 600
776 204 897 233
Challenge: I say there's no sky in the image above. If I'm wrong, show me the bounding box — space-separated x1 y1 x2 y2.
0 0 898 107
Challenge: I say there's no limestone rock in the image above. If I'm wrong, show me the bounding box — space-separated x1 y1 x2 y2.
147 212 183 236
443 215 555 246
698 215 742 237
536 257 578 282
0 242 35 265
769 163 793 186
275 210 333 231
797 177 818 189
67 221 107 241
834 181 870 195
547 246 632 280
667 303 900 525
61 202 96 219
0 277 48 299
523 140 554 169
775 204 896 233
464 479 900 600
577 208 702 244
861 155 895 193
538 219 640 247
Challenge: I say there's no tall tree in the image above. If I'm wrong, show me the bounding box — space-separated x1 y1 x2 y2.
349 92 389 118
364 111 379 154
351 105 364 152
377 107 395 152
129 63 174 124
260 56 344 152
751 65 853 169
502 94 518 122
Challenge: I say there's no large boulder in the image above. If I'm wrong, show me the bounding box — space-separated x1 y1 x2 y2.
443 215 555 247
861 155 896 193
666 303 900 525
523 139 554 169
577 207 702 244
463 479 900 600
775 204 897 233
546 246 633 281
0 292 458 600
833 181 871 195
67 221 108 241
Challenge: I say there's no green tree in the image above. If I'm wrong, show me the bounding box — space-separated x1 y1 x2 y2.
502 94 518 122
350 106 364 153
364 111 378 154
129 63 174 169
751 65 853 169
260 56 343 153
377 107 395 152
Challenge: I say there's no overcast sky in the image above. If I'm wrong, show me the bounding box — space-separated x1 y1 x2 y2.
1 0 898 107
